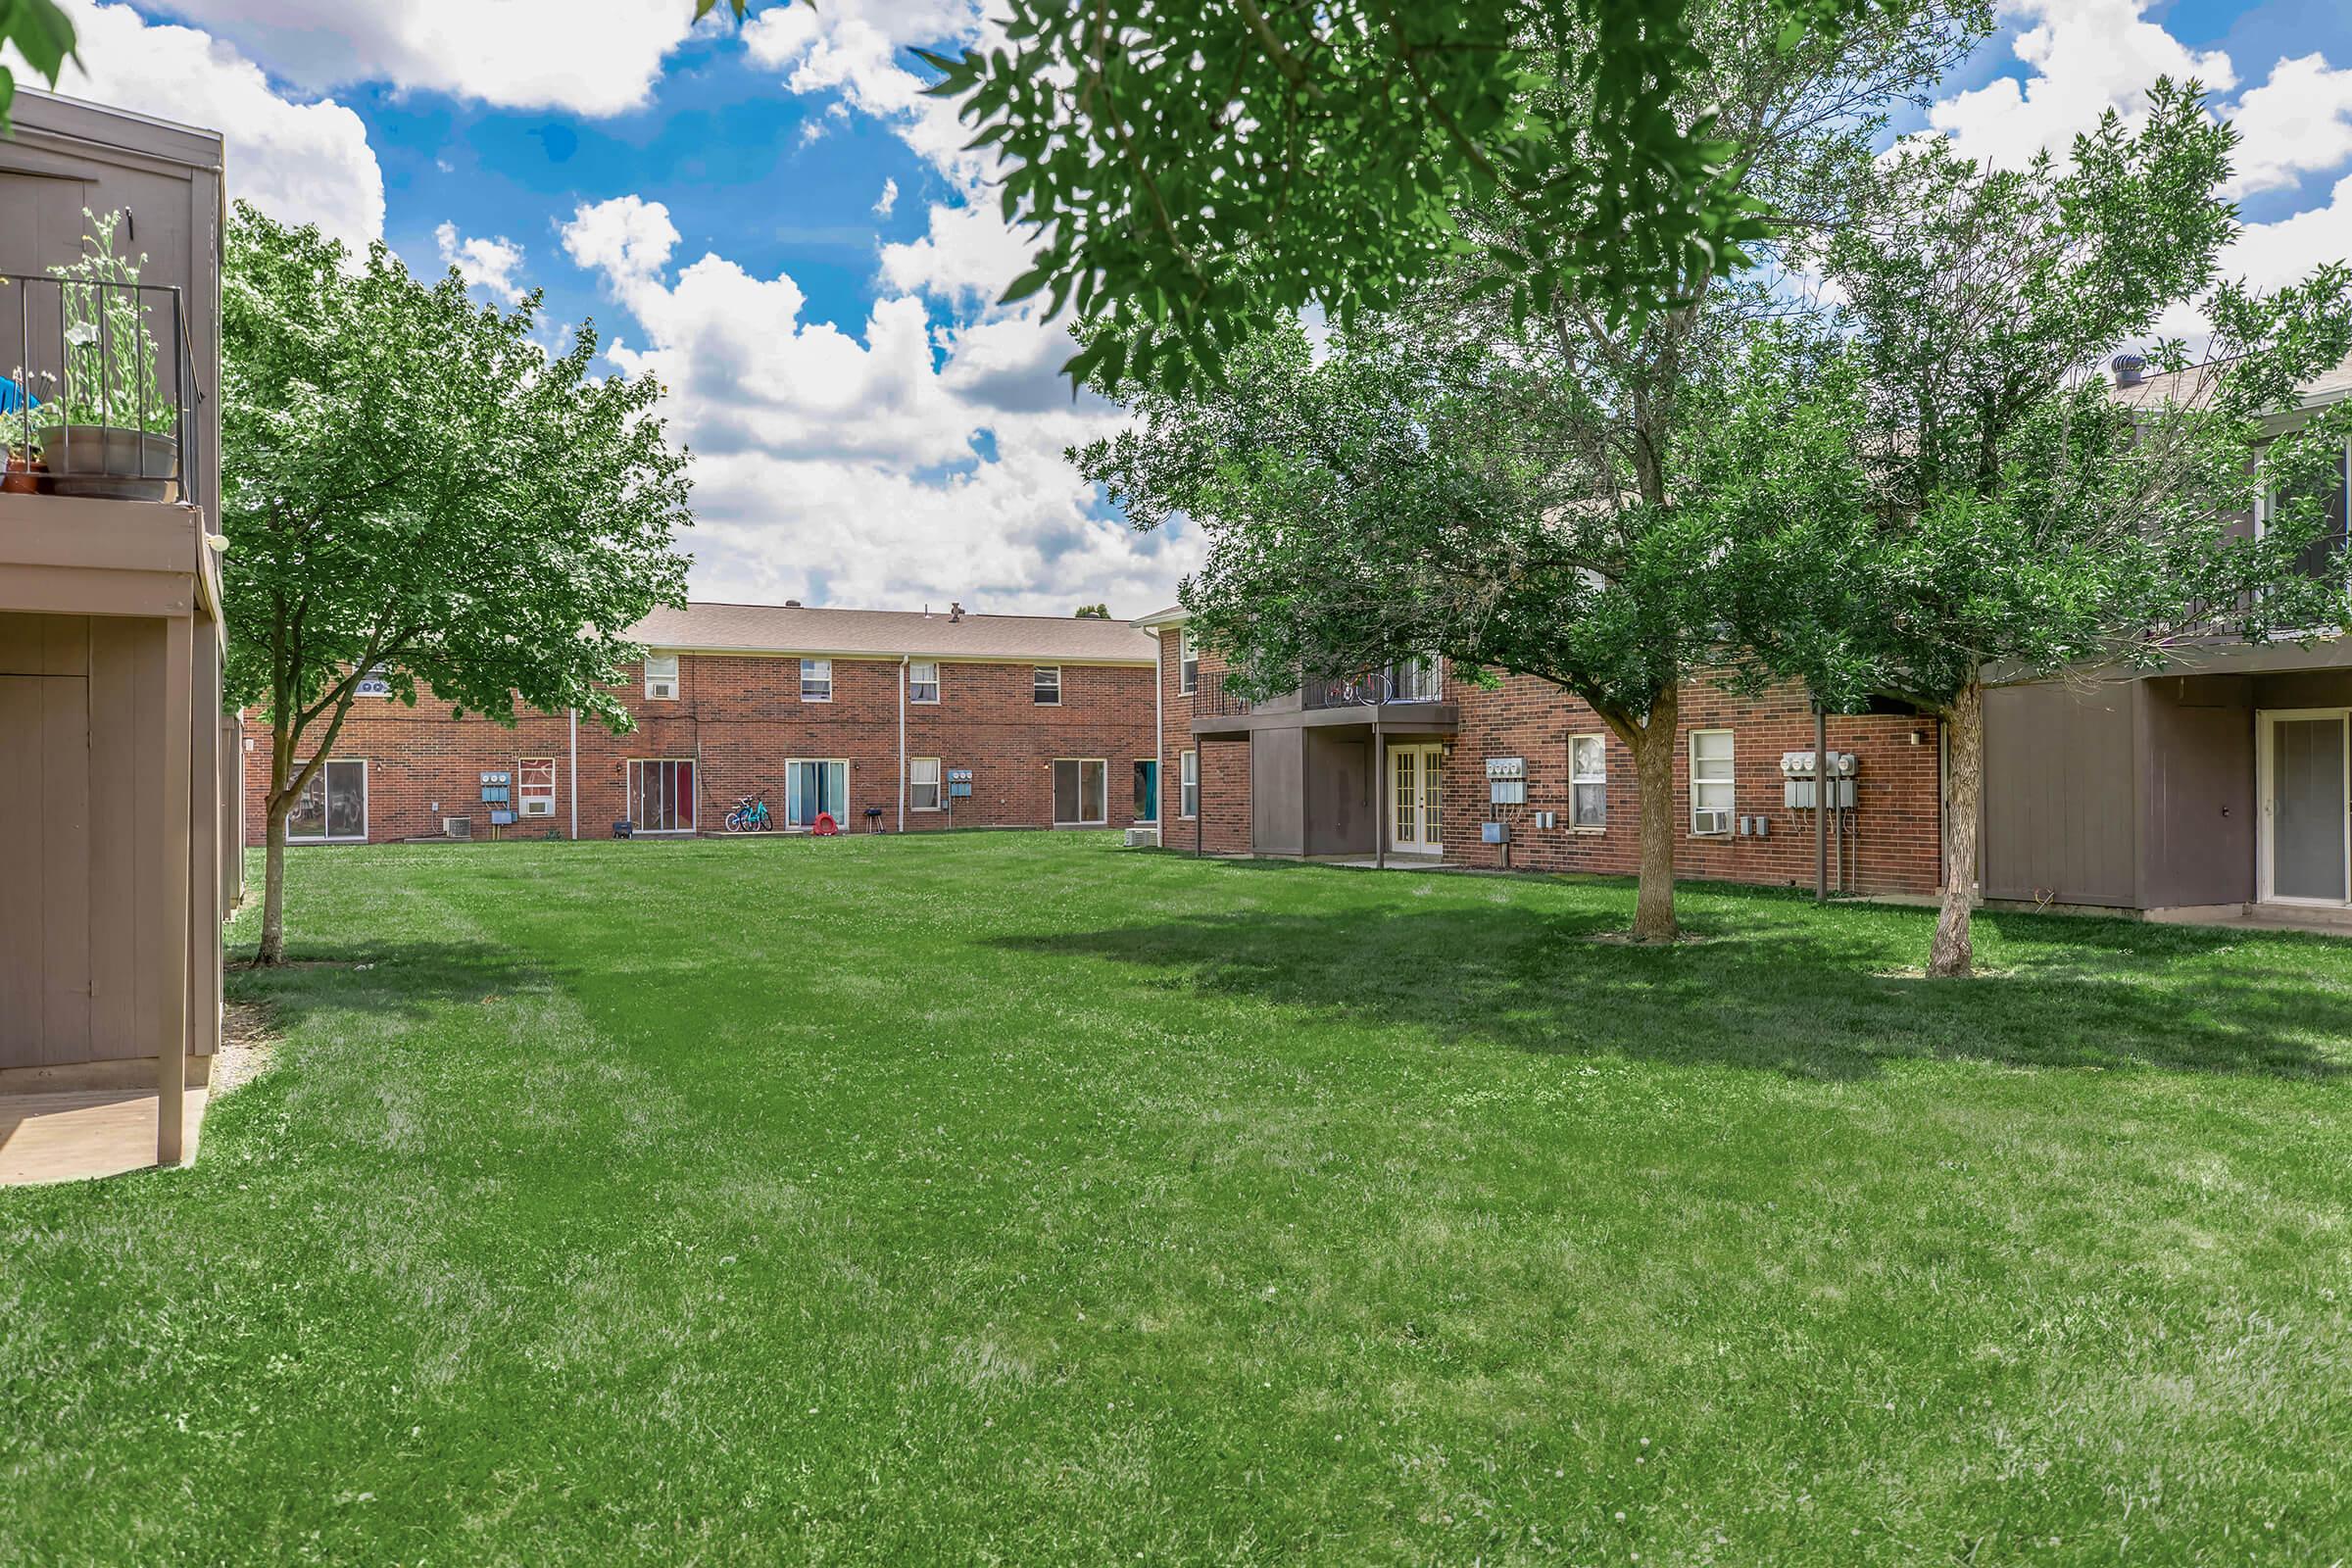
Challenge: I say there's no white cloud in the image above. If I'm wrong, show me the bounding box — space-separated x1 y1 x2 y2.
2225 53 2352 198
744 0 992 184
873 176 899 219
433 222 527 305
878 194 1035 303
560 195 1187 615
1928 0 2235 173
138 0 721 117
53 0 383 248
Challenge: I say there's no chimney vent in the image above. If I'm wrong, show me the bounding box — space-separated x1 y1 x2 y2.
950 601 964 622
784 599 803 609
2110 354 2145 387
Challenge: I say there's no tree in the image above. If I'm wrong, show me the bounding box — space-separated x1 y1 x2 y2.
0 0 74 133
220 203 693 963
1086 0 1984 942
1073 603 1111 618
1722 83 2352 976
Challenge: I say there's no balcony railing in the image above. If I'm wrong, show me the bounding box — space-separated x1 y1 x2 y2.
1303 662 1444 709
4 272 201 506
1196 667 1252 717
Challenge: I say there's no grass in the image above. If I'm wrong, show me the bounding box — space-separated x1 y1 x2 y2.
4 832 2350 1565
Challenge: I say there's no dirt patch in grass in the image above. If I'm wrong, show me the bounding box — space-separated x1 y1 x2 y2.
212 1001 278 1096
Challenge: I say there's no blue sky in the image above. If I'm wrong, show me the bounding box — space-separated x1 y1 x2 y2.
21 0 2352 615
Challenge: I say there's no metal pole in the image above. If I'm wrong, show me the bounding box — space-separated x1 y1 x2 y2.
1814 703 1829 905
1374 707 1386 870
1195 748 1204 858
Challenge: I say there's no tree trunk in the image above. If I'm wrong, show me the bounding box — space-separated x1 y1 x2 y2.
1928 679 1983 978
1627 690 1679 943
258 800 291 965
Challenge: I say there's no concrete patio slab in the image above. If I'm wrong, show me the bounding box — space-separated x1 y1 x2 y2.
0 1086 211 1186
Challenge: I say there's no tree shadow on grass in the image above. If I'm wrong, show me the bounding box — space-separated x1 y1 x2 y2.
994 896 2352 1082
223 939 546 1032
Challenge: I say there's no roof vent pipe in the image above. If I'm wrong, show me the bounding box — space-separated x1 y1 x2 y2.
2111 354 2145 387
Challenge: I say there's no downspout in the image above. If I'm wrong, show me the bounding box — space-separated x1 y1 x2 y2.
1373 704 1386 871
1154 631 1164 832
1814 703 1828 904
898 654 908 833
568 707 579 843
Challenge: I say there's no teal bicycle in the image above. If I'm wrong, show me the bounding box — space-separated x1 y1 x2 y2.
724 790 774 832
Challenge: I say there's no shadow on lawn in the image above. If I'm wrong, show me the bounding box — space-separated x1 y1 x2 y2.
224 938 543 1030
997 899 2350 1082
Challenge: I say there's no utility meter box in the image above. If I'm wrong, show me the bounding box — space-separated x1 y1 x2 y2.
1482 820 1510 845
947 767 974 800
1486 756 1527 806
1779 750 1857 809
479 770 512 806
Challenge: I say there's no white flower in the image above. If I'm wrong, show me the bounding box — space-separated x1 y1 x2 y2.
64 322 98 348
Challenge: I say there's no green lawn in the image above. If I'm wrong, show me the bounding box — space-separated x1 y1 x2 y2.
4 834 2349 1564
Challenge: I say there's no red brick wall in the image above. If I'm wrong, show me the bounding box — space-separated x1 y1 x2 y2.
243 653 1156 845
1154 628 1252 854
1440 671 1944 895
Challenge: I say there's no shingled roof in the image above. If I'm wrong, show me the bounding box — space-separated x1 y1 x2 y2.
629 601 1159 663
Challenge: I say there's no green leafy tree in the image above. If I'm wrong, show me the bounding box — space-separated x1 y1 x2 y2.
1722 83 2352 976
1073 603 1111 618
1083 0 1984 942
0 0 74 134
220 203 693 963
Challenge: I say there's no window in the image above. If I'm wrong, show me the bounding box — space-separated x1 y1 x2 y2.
354 664 392 698
1134 760 1158 823
2260 440 2351 584
1570 735 1606 829
786 760 849 827
1034 664 1062 705
1690 729 1735 835
1053 758 1107 824
628 759 695 831
909 757 941 811
1179 750 1199 819
908 661 939 703
643 654 678 701
517 757 556 818
801 658 833 702
1178 628 1198 695
1391 656 1443 703
286 759 367 842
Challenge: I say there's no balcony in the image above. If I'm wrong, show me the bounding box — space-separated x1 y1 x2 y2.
5 270 203 508
1192 662 1457 739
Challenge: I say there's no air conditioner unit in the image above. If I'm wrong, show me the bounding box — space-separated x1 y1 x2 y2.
1124 826 1160 849
519 798 554 817
646 678 676 700
1693 807 1733 836
442 816 472 839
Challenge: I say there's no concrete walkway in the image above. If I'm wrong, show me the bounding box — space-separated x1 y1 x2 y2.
0 1086 210 1185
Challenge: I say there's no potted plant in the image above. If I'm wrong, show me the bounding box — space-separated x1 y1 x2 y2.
32 210 180 503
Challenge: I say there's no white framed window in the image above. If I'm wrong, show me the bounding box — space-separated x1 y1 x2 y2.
517 757 556 818
908 661 940 703
287 758 368 843
1690 729 1735 835
354 663 392 698
1391 656 1443 703
1178 628 1198 695
1179 749 1199 819
801 658 833 702
909 756 942 811
1053 758 1107 824
629 759 695 831
786 759 850 828
1034 664 1062 705
643 654 678 701
1569 734 1606 830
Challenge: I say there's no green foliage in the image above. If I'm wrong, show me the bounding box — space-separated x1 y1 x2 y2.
920 0 1923 391
1072 602 1111 618
219 199 693 788
0 0 74 136
25 208 179 436
1724 80 2352 712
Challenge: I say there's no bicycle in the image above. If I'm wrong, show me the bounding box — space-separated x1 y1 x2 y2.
724 790 774 832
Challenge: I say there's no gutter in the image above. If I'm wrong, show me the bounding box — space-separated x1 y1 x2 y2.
898 654 908 833
568 708 578 842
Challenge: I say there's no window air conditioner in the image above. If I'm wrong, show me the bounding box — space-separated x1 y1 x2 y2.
1693 807 1733 836
647 679 676 700
520 798 553 817
443 816 472 839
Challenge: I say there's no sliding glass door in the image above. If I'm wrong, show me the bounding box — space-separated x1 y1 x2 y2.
1053 759 1107 825
628 759 695 833
787 760 849 827
2264 711 2350 904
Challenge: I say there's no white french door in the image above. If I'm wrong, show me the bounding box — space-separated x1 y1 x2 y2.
1389 744 1445 856
2259 710 2351 905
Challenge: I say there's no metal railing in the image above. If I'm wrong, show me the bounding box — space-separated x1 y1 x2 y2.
1196 667 1253 717
1303 662 1444 709
3 271 200 506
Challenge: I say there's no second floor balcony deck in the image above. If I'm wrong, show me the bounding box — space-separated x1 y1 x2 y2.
1190 664 1458 740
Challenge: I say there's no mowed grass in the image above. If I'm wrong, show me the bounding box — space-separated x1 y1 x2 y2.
4 833 2350 1565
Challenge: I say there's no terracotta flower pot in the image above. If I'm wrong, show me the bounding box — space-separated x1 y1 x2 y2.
2 451 44 496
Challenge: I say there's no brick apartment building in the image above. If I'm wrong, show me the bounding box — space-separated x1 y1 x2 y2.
1135 608 1947 896
247 602 1160 846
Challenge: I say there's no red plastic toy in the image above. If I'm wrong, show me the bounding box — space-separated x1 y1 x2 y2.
811 811 839 836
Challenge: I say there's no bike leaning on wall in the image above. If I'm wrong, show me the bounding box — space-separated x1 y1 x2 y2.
724 790 774 833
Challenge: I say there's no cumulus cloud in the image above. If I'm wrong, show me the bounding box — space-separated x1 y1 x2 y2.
54 0 383 248
138 0 721 117
433 222 527 304
560 196 1186 614
743 0 989 183
873 176 899 219
2225 53 2352 198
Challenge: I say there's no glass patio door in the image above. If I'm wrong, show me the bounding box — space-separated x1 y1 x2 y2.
1134 760 1158 823
2265 711 2350 903
1389 744 1444 855
787 760 848 827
